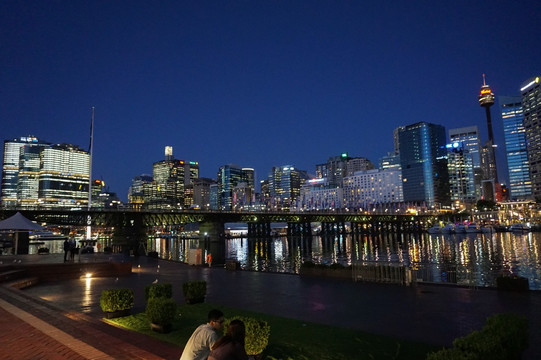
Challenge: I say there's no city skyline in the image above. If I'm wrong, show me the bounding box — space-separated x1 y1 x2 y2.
1 1 540 201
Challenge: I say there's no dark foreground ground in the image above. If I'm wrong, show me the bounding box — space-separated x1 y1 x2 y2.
1 253 540 359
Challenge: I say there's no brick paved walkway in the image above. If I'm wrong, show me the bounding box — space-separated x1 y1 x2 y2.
0 284 180 359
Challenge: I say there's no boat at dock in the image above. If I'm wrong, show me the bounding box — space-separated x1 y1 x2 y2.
465 223 481 233
508 223 531 232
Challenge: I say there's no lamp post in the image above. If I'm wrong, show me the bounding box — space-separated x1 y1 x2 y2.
86 107 94 243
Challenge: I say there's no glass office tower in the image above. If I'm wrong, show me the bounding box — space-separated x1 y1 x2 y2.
1 136 49 208
500 96 531 200
217 164 244 210
39 144 90 208
398 122 450 207
521 76 541 200
447 142 476 204
448 126 483 201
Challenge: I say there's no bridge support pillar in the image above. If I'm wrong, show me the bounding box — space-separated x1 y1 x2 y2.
199 221 225 265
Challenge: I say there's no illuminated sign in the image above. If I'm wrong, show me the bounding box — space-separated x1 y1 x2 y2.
521 77 540 92
480 89 491 95
341 152 348 158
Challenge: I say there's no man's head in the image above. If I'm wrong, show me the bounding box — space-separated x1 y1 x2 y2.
208 309 225 331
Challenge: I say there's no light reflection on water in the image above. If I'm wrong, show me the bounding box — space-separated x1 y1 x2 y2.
148 231 541 290
222 232 540 290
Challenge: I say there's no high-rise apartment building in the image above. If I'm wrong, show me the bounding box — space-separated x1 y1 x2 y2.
316 153 374 186
192 177 216 210
522 76 541 200
342 168 403 209
500 96 531 200
398 122 450 207
298 178 343 211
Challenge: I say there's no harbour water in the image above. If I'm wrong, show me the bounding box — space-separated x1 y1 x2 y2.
150 231 541 290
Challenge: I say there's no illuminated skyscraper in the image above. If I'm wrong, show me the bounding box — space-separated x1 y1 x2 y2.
398 122 450 207
500 96 531 200
446 142 476 204
217 164 255 210
268 165 309 211
448 126 483 200
521 76 541 200
2 137 89 208
151 147 199 209
1 136 49 208
39 144 90 208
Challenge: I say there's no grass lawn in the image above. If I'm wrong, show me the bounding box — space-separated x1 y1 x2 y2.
106 303 438 360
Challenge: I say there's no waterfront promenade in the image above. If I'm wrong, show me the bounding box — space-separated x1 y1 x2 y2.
0 253 540 359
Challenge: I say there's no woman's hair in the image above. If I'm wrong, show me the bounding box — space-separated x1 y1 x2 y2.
212 319 246 350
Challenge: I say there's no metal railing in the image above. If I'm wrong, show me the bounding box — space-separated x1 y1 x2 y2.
353 261 482 288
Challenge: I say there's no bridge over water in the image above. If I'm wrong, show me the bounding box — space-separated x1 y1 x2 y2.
1 208 440 233
1 209 441 261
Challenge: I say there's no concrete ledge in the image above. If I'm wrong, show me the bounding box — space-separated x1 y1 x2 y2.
6 261 132 282
0 269 27 282
299 267 352 280
8 276 40 289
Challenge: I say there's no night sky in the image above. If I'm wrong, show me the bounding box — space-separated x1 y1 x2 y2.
2 1 540 201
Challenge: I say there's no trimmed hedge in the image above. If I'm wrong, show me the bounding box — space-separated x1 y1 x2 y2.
100 288 134 312
223 316 271 356
427 313 528 360
146 297 178 326
145 283 173 301
182 281 206 304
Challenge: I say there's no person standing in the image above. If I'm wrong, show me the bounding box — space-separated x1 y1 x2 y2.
206 253 212 267
69 239 76 261
63 239 70 262
208 319 248 360
180 309 224 360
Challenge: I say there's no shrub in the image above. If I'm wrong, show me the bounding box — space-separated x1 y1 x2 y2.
99 288 134 312
301 260 316 268
146 297 178 326
182 280 207 304
427 313 528 360
145 283 173 301
224 316 271 356
103 246 112 253
147 251 159 258
426 347 476 360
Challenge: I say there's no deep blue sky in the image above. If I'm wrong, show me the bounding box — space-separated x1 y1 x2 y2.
2 1 540 201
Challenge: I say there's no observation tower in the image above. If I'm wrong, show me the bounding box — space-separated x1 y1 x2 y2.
479 74 496 144
478 75 500 200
